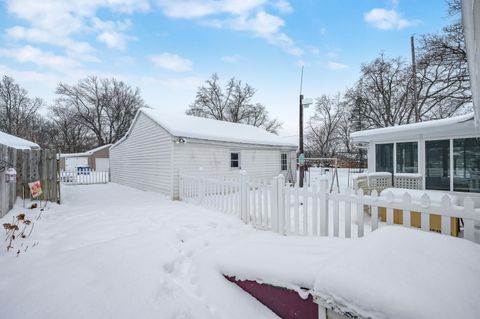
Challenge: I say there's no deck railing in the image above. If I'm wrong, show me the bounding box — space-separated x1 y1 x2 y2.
179 171 480 243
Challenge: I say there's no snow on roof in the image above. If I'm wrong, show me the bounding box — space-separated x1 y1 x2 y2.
313 227 480 318
139 108 297 148
60 144 111 158
85 144 111 154
351 113 477 143
0 131 39 149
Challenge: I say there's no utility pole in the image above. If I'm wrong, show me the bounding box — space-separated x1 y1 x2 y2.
299 66 305 187
299 93 304 187
411 34 419 122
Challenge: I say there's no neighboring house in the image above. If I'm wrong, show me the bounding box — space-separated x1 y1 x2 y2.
110 108 297 200
351 114 480 201
60 144 111 171
351 0 480 203
0 131 40 150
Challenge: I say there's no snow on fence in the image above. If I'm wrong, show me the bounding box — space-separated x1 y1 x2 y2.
179 171 480 243
60 170 110 185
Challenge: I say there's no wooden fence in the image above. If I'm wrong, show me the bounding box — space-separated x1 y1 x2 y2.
179 171 480 243
0 144 58 218
60 170 109 185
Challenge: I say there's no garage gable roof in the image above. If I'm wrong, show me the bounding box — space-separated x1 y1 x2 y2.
138 108 297 148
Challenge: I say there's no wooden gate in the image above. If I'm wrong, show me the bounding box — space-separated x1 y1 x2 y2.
0 144 59 218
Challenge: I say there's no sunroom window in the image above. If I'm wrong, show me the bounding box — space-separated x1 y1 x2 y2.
425 140 450 191
375 143 393 173
453 138 480 193
396 142 418 173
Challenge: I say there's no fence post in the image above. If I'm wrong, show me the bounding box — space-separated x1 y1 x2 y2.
199 177 205 205
271 175 279 231
239 170 249 223
319 176 329 236
277 174 285 234
463 197 475 242
356 188 364 237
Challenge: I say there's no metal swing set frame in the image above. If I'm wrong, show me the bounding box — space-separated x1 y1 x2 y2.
304 157 340 192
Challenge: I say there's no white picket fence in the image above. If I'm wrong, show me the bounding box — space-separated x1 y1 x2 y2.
60 170 110 185
179 171 480 243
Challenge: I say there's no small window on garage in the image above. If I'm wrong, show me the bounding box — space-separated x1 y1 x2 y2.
231 152 240 168
281 153 288 171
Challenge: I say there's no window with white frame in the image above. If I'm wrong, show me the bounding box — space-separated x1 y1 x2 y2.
425 139 450 191
453 138 480 193
281 153 288 171
396 142 418 173
375 143 394 173
230 152 240 168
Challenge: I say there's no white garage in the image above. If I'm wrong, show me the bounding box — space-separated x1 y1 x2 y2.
110 108 297 200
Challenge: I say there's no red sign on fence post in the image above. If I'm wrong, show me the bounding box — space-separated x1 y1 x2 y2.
28 181 43 198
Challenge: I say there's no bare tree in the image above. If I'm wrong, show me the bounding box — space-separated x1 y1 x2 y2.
55 76 147 145
415 0 471 119
0 75 43 138
49 103 93 152
187 73 282 133
305 94 346 157
348 54 412 128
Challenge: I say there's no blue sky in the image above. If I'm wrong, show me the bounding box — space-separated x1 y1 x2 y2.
0 0 454 135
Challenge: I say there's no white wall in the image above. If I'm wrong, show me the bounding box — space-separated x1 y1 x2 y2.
172 141 296 199
110 112 173 197
65 157 88 171
95 158 110 171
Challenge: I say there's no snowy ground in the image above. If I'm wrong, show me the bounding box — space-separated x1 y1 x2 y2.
0 183 280 319
1 183 479 319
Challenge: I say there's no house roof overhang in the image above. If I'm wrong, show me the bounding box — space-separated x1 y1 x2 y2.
350 113 479 143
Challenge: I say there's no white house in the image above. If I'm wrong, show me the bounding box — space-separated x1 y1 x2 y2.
110 108 297 199
351 0 480 203
351 114 480 200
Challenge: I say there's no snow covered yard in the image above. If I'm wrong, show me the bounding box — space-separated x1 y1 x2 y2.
1 182 480 319
0 183 283 319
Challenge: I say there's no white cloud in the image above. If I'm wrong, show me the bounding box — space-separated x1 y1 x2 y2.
150 53 193 72
364 8 418 30
93 18 136 49
5 26 99 62
4 0 149 63
229 11 302 56
230 11 283 35
326 61 348 71
0 45 78 72
272 0 293 14
156 0 266 18
222 55 241 63
155 1 301 56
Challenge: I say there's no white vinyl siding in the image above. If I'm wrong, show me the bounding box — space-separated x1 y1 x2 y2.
65 157 88 171
110 113 173 197
240 149 282 180
172 142 296 198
